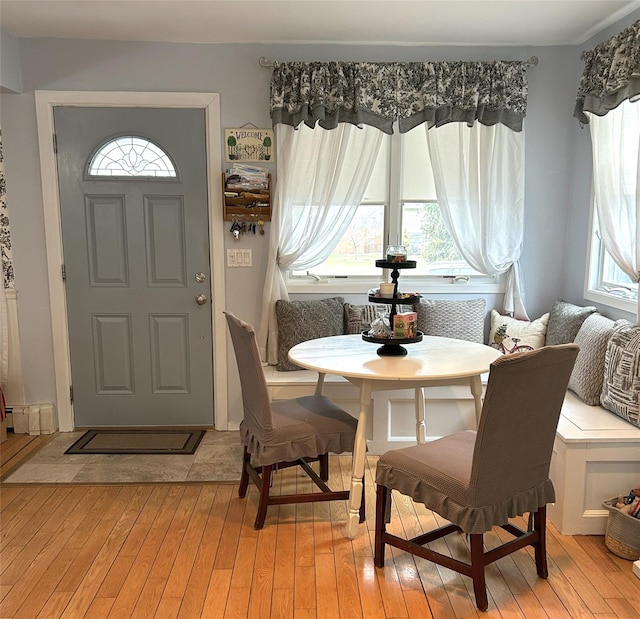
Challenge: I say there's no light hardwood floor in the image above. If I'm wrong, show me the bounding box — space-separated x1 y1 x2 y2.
1 430 639 618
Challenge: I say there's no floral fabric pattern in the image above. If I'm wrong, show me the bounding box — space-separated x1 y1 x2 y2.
271 60 528 134
574 19 640 123
0 129 14 289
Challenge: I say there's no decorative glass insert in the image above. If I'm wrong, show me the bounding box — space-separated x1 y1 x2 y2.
88 136 176 177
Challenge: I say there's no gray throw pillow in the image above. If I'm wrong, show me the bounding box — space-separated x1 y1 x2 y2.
545 300 598 345
568 314 618 405
416 298 486 343
275 297 345 371
600 321 640 427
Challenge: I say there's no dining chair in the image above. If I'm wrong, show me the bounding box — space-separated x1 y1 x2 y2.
374 344 579 611
224 311 365 529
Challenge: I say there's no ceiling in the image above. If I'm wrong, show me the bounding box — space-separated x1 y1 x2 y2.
1 0 639 47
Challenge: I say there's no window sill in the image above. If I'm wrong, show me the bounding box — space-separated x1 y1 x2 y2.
584 289 638 315
287 278 504 295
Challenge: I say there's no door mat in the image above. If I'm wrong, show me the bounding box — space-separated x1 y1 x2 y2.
65 429 206 455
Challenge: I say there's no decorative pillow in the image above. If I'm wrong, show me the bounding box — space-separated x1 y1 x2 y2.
414 298 486 343
275 297 345 371
568 314 619 405
488 310 549 354
600 322 640 428
344 303 378 335
545 300 598 345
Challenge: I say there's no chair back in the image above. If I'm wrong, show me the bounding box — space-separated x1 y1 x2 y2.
470 344 578 507
224 312 274 435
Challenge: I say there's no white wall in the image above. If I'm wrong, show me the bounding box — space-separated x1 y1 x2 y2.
0 20 637 425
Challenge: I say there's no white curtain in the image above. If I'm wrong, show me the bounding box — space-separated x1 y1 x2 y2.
257 123 384 363
425 122 529 319
588 100 640 319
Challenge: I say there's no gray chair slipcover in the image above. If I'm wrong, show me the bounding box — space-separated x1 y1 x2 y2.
224 311 362 529
374 344 579 611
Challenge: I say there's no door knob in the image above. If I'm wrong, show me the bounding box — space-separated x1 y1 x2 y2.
195 294 207 305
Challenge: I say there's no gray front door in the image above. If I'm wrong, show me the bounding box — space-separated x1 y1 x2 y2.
54 107 213 427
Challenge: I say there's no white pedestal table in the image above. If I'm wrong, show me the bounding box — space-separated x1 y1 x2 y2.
288 334 502 538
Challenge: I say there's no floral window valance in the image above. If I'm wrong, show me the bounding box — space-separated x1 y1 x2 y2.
574 19 640 124
270 60 529 134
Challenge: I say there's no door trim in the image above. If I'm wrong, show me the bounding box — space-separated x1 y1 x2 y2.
35 91 227 432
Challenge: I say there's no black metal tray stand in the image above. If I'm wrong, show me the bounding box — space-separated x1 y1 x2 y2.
363 260 422 356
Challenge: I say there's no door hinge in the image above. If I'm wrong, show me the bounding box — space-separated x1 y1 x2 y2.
61 264 66 282
69 385 74 404
53 133 58 154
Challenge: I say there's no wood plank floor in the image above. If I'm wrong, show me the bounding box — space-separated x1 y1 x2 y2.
1 431 639 618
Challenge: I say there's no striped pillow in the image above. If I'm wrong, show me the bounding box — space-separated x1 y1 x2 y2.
600 322 640 427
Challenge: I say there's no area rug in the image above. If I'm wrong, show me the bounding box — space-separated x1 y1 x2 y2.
65 429 206 455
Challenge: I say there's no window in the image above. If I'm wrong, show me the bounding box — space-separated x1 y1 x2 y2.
585 100 639 311
290 125 487 286
88 136 177 177
587 218 638 306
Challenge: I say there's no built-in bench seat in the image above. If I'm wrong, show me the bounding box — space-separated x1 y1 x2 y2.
550 391 640 535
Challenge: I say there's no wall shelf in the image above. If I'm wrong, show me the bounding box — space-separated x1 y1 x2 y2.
222 173 271 222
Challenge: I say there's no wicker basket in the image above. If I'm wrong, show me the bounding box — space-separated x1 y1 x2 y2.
602 497 640 560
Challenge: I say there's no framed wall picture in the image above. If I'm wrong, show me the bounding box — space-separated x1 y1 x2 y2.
225 127 274 162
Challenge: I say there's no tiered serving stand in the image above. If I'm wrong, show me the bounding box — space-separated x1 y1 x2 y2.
362 259 422 356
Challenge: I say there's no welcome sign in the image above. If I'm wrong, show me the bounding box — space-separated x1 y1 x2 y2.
224 128 274 162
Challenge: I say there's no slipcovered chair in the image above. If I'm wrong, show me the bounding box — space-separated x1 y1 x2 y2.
224 311 364 529
374 344 579 611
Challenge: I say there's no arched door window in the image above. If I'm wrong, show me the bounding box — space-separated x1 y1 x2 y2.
88 136 177 177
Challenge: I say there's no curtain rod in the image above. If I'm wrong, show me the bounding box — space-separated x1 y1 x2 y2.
259 55 539 68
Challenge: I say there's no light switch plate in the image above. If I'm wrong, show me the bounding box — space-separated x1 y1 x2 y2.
227 248 253 267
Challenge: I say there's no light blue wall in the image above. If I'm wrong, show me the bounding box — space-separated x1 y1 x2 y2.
0 13 637 416
0 29 22 93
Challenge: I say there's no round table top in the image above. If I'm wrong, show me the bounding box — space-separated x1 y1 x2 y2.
288 334 502 381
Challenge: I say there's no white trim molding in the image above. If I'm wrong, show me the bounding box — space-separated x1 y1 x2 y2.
34 91 227 432
4 288 25 405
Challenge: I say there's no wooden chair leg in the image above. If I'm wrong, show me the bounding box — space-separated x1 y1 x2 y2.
254 464 273 530
470 533 488 612
374 485 387 568
238 446 251 498
533 506 549 578
359 476 366 523
319 453 329 481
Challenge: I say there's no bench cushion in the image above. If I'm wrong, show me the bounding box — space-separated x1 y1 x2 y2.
275 297 344 371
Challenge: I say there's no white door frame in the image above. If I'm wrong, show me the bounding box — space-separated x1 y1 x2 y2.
35 91 228 432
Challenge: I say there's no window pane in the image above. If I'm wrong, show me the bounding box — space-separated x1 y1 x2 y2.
402 202 482 276
362 135 390 202
401 126 436 201
297 204 384 277
89 136 176 177
602 251 634 287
